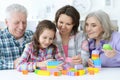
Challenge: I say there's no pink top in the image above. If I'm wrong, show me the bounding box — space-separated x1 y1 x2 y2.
63 45 68 57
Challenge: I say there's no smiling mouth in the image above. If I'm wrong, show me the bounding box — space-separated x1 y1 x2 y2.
44 44 49 46
88 32 95 35
61 30 65 32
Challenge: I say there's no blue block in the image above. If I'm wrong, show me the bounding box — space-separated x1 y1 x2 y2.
93 59 101 66
47 61 61 66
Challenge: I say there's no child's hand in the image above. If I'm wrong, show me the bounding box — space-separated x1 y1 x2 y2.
36 61 46 68
102 49 116 58
87 59 94 67
44 59 55 63
36 59 55 68
72 55 82 65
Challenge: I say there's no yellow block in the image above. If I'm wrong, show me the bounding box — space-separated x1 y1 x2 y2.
37 70 50 76
78 70 85 76
92 57 99 60
47 66 57 69
94 68 100 73
87 67 94 71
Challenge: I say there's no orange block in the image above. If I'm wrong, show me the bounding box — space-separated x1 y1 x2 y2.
61 70 67 75
54 72 61 76
75 72 79 76
92 54 99 57
22 70 28 75
89 70 94 75
87 67 94 75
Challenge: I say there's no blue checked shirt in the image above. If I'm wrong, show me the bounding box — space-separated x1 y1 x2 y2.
0 28 33 70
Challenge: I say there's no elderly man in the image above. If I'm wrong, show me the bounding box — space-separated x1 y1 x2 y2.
0 4 33 70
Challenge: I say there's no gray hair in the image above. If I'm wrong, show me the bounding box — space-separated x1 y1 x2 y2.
84 10 117 40
5 4 27 19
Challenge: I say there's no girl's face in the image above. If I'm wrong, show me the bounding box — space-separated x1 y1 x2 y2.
57 14 74 35
39 29 55 49
85 17 104 40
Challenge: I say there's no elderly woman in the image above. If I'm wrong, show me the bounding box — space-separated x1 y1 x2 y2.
84 10 120 67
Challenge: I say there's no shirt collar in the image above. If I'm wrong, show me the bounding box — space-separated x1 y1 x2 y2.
4 28 15 39
4 28 27 40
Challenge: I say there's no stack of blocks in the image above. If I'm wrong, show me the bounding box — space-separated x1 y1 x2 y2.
47 61 61 74
91 50 101 69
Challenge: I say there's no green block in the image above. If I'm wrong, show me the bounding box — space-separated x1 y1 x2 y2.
103 44 112 50
69 69 77 72
34 69 39 74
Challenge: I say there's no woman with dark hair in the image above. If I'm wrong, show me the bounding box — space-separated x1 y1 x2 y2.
54 5 89 67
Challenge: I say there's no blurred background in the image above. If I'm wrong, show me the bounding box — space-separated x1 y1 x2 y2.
0 0 119 32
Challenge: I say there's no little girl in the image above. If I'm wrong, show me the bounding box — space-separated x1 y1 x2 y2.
17 20 64 72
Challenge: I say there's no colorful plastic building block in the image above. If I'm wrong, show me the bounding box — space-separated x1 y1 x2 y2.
22 70 28 75
87 67 94 75
91 50 101 68
94 68 100 73
63 63 72 70
78 69 85 76
103 44 112 50
47 61 61 66
53 72 61 76
67 71 75 76
74 71 79 76
74 64 83 70
47 61 61 74
87 67 100 75
35 69 50 76
61 70 67 75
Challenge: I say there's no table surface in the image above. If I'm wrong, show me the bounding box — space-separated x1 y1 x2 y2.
0 68 120 80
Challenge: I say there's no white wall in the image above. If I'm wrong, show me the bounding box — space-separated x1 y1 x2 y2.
88 0 120 31
0 0 120 31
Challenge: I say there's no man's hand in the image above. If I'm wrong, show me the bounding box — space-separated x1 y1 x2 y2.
57 63 64 70
14 57 20 69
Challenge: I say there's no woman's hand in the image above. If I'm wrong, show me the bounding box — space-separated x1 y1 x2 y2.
87 59 94 67
71 55 82 65
57 63 64 70
102 49 116 58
